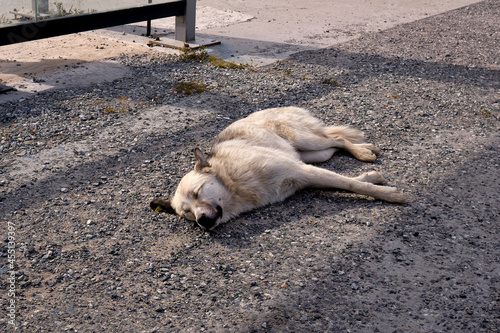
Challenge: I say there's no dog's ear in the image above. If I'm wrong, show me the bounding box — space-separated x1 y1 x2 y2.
150 198 175 214
193 147 210 171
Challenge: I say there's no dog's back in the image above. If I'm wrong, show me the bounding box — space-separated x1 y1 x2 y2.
214 107 366 156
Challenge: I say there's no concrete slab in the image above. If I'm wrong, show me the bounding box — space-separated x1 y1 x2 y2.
0 60 132 102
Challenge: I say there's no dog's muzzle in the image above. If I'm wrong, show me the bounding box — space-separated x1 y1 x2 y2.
196 205 223 230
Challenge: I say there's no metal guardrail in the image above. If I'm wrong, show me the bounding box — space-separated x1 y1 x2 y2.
0 0 196 46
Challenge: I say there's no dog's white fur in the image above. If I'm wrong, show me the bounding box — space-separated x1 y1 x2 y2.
151 107 405 230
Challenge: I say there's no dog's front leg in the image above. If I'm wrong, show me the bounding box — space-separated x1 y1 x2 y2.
301 165 405 203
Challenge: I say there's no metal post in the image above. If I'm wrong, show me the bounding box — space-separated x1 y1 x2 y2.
32 0 49 16
175 0 196 42
146 0 152 36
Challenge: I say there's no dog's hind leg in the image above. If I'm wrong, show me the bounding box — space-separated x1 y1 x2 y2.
287 124 381 162
294 133 380 162
300 164 405 203
324 126 381 161
324 126 366 144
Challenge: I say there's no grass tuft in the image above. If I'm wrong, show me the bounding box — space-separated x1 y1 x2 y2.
321 78 342 86
174 80 207 95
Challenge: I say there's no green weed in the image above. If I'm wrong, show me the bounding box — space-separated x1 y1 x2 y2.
321 78 342 86
174 80 207 95
178 46 252 69
479 109 492 116
177 45 210 62
208 55 250 69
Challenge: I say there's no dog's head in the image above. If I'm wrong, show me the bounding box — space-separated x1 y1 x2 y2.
150 148 225 230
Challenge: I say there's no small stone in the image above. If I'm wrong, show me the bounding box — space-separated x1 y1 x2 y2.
42 250 53 259
60 188 69 193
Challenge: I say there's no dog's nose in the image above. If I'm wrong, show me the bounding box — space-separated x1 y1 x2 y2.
196 214 217 230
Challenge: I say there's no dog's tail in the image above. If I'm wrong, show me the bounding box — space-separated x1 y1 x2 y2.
325 126 366 144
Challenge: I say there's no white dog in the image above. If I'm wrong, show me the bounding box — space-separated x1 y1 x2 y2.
151 107 405 230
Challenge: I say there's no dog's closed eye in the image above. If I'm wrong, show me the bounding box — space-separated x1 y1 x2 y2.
192 186 203 199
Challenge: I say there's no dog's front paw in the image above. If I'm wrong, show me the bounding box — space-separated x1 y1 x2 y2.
357 171 386 184
385 188 406 203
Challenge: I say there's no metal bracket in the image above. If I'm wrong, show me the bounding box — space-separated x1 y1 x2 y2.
147 37 220 50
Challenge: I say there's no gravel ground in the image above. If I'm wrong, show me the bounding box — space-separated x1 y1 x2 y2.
1 1 499 332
